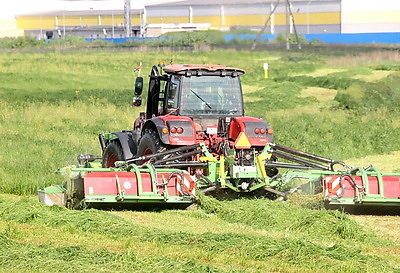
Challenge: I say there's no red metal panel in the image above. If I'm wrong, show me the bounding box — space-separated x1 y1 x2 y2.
84 172 139 195
379 176 399 198
140 173 153 193
229 116 270 147
324 175 400 198
156 172 195 196
159 116 197 145
83 171 196 197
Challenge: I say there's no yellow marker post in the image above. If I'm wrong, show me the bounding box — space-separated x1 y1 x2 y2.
263 63 269 79
219 155 226 188
219 155 225 179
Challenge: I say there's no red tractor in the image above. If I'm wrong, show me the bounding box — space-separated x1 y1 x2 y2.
101 63 273 163
99 63 276 192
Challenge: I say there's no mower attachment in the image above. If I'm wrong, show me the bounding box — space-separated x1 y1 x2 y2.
323 166 400 212
52 163 196 209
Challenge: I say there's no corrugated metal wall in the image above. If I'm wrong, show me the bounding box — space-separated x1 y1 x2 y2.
16 1 341 36
145 1 341 33
16 14 140 29
15 0 400 37
341 0 400 33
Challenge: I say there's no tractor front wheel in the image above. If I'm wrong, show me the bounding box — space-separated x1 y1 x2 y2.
137 131 166 162
102 141 124 167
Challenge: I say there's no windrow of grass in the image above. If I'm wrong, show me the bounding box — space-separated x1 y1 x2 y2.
335 73 400 111
1 233 219 273
0 195 398 272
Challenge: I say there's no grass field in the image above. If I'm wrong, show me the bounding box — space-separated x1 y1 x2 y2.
0 45 399 272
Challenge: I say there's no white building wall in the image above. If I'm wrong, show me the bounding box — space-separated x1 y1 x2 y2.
341 0 400 33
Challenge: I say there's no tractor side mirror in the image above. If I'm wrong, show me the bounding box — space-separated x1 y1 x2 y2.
132 77 143 107
134 77 143 96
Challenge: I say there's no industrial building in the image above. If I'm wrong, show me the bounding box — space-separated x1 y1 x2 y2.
7 0 400 39
17 9 144 39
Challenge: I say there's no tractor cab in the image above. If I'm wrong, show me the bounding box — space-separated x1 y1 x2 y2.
163 65 245 118
133 63 246 120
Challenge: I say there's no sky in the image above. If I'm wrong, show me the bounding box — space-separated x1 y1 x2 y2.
0 0 176 20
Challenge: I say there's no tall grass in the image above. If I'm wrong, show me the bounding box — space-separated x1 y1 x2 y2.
1 48 400 195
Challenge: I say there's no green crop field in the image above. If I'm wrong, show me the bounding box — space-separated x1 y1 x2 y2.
0 45 399 272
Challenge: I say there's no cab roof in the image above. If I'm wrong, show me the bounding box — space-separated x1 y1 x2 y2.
163 64 246 76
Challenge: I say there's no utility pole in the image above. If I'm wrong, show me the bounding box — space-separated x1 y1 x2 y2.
124 0 132 37
285 0 290 50
251 0 301 51
285 0 302 50
251 0 280 51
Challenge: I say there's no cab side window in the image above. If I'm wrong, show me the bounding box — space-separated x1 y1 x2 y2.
164 75 180 113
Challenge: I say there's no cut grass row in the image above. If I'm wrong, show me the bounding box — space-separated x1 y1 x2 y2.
1 194 399 272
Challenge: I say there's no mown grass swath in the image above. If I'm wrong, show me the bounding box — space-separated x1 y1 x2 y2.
0 195 398 272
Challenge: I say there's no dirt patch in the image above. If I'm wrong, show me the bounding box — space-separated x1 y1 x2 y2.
291 68 347 77
300 87 337 103
242 84 262 94
345 151 400 173
352 215 400 243
353 70 395 82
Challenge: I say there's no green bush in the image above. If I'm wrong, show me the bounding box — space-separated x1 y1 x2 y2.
0 36 43 49
372 64 400 71
245 81 316 111
272 33 308 45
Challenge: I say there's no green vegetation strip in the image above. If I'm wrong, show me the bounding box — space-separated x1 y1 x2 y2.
0 234 220 273
1 50 400 194
0 195 398 272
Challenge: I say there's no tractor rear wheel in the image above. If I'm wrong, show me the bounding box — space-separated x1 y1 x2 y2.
137 130 166 162
102 141 124 167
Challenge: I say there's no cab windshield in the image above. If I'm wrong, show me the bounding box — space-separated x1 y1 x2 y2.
179 76 244 116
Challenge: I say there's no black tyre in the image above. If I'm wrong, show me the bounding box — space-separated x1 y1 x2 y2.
102 141 124 167
137 130 166 162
